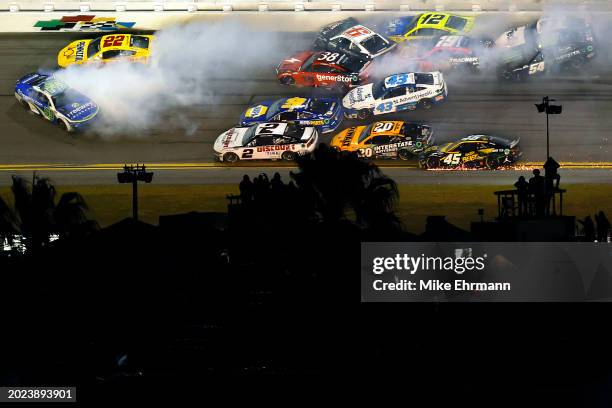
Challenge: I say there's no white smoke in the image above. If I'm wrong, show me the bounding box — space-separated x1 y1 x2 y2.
54 19 298 137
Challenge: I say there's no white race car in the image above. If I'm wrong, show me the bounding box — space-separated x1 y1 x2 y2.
213 122 319 163
342 72 447 119
315 18 397 59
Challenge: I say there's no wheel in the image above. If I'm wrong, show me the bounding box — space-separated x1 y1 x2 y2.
281 150 298 161
398 149 414 161
357 109 372 120
19 98 29 110
419 99 432 110
485 156 503 169
58 119 71 132
223 152 239 163
426 157 440 169
280 76 295 86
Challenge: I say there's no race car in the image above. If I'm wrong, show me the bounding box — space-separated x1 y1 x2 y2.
314 18 397 59
386 13 475 43
240 97 343 134
330 120 433 160
406 35 486 74
418 135 522 169
14 73 98 132
494 17 595 80
213 122 319 163
57 34 153 68
342 72 447 119
276 50 371 90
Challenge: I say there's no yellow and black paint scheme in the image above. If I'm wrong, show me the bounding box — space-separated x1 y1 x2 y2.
57 34 153 68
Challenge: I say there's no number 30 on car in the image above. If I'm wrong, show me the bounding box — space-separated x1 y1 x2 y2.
213 122 319 163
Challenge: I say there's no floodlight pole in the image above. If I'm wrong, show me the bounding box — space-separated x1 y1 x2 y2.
544 96 550 159
132 177 138 221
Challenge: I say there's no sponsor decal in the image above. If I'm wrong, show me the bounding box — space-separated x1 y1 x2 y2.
316 74 355 83
75 41 86 61
34 15 135 32
222 129 234 148
449 56 479 64
245 105 267 118
341 127 356 147
68 102 95 117
256 144 295 152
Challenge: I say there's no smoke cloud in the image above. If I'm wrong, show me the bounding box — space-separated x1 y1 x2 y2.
54 19 299 137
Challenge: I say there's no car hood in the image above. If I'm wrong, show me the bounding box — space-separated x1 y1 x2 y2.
56 98 98 122
343 83 374 107
57 40 90 68
240 100 275 124
277 51 313 73
214 127 249 152
331 126 364 149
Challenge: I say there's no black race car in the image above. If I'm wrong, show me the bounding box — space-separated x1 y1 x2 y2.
494 17 596 80
314 18 397 60
418 135 521 169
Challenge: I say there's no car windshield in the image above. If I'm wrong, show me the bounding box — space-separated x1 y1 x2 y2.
130 35 150 49
446 16 467 31
414 73 434 85
308 99 332 114
266 100 285 119
358 124 374 143
51 88 83 108
360 35 389 54
87 37 101 59
302 53 319 70
339 55 367 72
371 81 387 99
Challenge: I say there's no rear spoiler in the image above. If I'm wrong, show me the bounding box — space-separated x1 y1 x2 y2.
509 137 520 148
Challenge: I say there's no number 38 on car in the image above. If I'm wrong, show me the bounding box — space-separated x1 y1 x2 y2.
213 122 319 163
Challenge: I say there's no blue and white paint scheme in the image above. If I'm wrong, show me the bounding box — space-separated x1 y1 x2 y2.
15 73 99 132
342 71 447 119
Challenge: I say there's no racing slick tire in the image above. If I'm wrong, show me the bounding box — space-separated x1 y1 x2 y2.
58 119 71 132
425 157 440 169
281 151 298 161
223 152 239 163
418 99 433 110
485 156 503 169
280 76 295 86
357 109 372 120
398 149 414 161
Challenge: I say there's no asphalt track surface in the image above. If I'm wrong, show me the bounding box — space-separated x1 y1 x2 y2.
0 14 611 186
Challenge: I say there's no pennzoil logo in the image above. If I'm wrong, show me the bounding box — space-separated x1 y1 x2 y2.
75 42 86 61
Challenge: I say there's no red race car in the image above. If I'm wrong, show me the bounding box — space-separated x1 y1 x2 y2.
399 35 486 74
276 50 372 90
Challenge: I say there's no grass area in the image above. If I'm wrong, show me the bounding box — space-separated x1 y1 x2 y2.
1 184 611 234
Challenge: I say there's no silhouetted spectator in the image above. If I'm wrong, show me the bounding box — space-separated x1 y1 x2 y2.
595 211 610 242
239 175 254 203
253 173 270 204
514 176 529 216
544 157 561 189
271 172 284 194
579 215 596 242
528 169 546 217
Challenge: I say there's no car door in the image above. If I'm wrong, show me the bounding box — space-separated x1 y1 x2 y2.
374 87 406 115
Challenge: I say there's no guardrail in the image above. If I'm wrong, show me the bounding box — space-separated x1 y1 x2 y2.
0 0 604 13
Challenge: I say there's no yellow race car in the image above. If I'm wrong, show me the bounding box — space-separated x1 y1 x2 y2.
386 13 475 43
57 34 153 68
331 120 433 160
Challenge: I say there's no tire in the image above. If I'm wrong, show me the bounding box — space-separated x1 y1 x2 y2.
223 152 239 163
426 157 440 169
357 109 372 120
281 150 298 161
19 98 29 110
280 76 295 86
419 99 433 110
485 156 502 169
398 149 414 161
58 119 71 132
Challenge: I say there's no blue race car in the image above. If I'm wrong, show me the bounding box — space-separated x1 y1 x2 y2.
239 96 343 134
15 73 99 132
